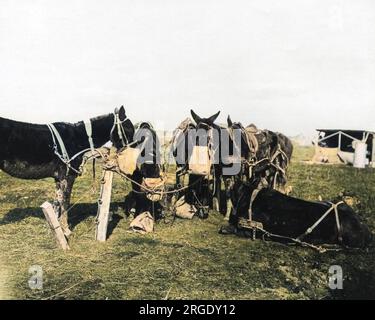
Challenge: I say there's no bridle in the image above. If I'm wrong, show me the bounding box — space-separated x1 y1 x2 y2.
110 111 132 148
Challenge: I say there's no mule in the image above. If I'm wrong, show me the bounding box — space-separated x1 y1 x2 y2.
123 122 164 219
172 110 222 218
0 106 134 236
223 117 293 219
226 116 293 190
220 183 373 248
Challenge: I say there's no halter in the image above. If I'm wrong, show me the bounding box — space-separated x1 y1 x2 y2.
110 112 130 148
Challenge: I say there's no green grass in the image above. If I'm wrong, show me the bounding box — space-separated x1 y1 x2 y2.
0 145 374 300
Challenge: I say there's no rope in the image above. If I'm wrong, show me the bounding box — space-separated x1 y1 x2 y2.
113 167 204 196
252 225 334 253
240 143 289 187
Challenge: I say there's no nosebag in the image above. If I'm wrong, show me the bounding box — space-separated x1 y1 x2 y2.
175 196 196 219
129 212 154 234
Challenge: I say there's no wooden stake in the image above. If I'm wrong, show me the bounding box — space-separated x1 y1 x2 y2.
96 170 114 242
40 202 70 251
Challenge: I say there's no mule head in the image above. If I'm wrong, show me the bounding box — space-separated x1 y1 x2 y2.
185 110 221 176
227 115 245 132
111 105 135 149
133 122 164 202
134 122 161 179
191 109 220 127
227 115 233 128
340 204 373 248
226 115 249 156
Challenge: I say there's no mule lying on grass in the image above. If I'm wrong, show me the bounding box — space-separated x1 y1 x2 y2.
221 186 373 248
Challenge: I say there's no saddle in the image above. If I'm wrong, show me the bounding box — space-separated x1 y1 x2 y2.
172 118 194 151
244 125 259 155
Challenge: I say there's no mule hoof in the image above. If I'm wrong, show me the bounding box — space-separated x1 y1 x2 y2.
197 208 209 219
219 224 236 235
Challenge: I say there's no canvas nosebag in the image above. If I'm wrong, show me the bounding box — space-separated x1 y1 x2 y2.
174 196 196 219
189 146 211 175
141 177 165 202
129 212 154 234
117 148 141 175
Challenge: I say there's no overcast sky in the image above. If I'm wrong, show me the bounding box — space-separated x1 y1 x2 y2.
0 0 374 136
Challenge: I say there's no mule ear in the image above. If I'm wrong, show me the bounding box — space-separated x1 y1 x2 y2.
208 111 220 124
114 107 119 114
191 109 201 124
227 115 233 127
119 105 126 121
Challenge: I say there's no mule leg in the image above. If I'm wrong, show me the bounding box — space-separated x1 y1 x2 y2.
224 198 233 221
124 192 136 217
53 181 64 218
175 166 185 188
174 170 185 201
211 166 220 212
222 177 234 218
213 178 221 212
55 176 75 237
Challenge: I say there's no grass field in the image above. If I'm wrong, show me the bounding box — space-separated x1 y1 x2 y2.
0 145 374 300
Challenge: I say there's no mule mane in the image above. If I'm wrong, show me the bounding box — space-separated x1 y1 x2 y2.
135 122 154 130
0 113 112 128
89 113 113 122
0 116 71 128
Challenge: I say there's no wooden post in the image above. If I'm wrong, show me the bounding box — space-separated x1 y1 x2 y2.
40 202 70 251
95 170 114 242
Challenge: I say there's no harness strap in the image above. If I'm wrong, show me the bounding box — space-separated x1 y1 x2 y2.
247 178 269 220
84 120 95 153
47 123 70 163
297 201 344 243
332 201 343 242
111 113 129 147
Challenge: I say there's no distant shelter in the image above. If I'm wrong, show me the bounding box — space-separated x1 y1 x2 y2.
312 129 375 168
